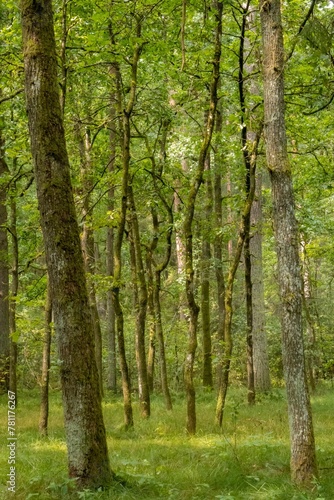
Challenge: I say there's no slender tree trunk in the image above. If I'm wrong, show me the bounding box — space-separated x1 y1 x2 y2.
201 155 213 388
106 85 117 392
184 1 223 434
21 1 114 488
128 183 150 418
251 173 271 392
146 245 156 393
80 126 104 398
213 106 226 388
9 192 18 399
154 270 173 410
239 0 255 405
39 279 52 436
301 245 316 392
260 0 317 485
148 121 173 410
0 129 10 392
215 144 258 425
108 18 143 428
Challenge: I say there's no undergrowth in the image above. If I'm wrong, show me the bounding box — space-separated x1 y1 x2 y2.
0 385 333 499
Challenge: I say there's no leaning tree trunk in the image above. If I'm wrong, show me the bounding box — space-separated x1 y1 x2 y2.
260 0 317 485
21 0 114 489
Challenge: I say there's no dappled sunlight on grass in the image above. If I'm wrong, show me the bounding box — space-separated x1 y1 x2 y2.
0 386 333 499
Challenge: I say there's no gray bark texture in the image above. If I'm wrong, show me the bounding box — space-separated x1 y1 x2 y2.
21 0 114 489
260 0 317 485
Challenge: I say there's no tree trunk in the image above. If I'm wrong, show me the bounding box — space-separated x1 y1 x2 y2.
148 121 173 410
106 91 117 392
184 0 223 434
239 0 255 405
215 146 257 425
128 183 150 418
146 244 156 394
9 192 18 399
251 173 271 392
301 244 317 393
213 106 226 388
21 0 114 488
0 128 10 392
39 279 52 436
201 155 213 388
260 0 317 485
80 126 104 398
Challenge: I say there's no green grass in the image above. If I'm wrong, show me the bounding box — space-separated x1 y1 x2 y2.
1 386 333 499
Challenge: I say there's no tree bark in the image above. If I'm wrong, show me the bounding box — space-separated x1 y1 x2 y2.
80 126 104 398
184 0 223 434
251 173 271 392
9 191 18 399
39 279 52 436
106 77 117 393
0 128 10 392
215 138 258 426
213 105 226 388
128 183 150 418
21 0 114 488
201 155 213 388
260 0 317 485
239 0 255 405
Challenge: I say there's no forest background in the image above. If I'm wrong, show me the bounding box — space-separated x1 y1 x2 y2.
1 0 334 498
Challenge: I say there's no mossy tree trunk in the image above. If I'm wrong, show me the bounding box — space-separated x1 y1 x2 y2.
21 0 114 489
260 0 317 485
201 155 213 389
106 75 117 393
128 183 150 418
0 128 10 392
184 0 223 435
108 16 143 428
239 0 255 405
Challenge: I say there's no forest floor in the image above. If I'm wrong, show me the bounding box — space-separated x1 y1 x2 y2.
0 384 333 499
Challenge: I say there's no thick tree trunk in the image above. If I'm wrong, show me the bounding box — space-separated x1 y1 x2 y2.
21 0 114 489
260 0 317 485
0 130 10 392
39 279 52 436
